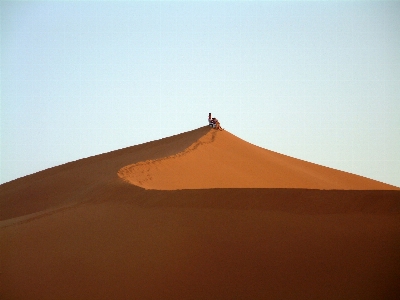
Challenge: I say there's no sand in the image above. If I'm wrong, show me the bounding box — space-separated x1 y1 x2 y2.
1 126 399 299
118 129 398 190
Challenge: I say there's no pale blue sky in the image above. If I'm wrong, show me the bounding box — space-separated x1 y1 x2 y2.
1 0 399 187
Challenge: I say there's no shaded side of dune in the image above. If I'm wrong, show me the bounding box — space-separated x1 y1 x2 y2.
3 179 400 227
88 182 400 215
139 188 400 215
0 127 212 221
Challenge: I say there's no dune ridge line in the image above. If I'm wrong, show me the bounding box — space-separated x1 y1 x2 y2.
117 129 218 187
117 128 399 190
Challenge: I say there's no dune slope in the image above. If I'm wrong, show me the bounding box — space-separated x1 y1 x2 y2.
1 126 400 300
118 128 398 190
0 126 210 222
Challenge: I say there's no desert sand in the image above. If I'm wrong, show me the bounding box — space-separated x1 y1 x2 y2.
1 126 399 299
118 129 398 190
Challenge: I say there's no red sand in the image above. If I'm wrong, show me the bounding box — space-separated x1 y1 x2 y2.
118 129 397 190
1 126 399 299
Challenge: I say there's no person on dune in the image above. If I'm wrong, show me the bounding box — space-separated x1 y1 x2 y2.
208 113 223 131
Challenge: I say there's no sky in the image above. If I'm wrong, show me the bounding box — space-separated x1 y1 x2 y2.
1 0 399 187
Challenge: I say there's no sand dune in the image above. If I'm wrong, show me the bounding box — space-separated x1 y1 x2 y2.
118 128 398 190
1 126 399 299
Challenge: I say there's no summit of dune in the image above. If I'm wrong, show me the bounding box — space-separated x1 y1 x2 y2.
118 127 399 191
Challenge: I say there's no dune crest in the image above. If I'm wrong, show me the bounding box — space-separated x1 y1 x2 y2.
118 129 398 190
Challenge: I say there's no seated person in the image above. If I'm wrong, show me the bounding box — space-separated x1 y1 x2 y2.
208 113 223 130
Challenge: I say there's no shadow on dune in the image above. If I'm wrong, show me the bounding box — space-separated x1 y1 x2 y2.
0 127 213 221
3 178 399 226
89 181 400 215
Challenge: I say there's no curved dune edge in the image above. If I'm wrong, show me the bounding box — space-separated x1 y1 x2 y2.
0 126 213 222
117 129 219 189
118 129 399 190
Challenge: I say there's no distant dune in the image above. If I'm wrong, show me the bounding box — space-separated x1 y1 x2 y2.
1 126 399 299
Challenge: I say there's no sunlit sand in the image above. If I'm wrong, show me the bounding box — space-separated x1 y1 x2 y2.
119 128 397 190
